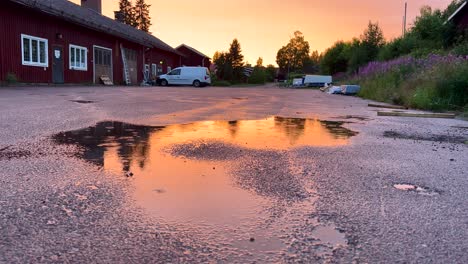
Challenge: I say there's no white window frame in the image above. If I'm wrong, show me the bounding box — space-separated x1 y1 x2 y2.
69 44 88 71
167 66 172 73
21 34 48 67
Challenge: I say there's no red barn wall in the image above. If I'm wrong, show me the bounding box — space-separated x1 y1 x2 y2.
145 49 181 74
457 9 468 28
0 1 145 85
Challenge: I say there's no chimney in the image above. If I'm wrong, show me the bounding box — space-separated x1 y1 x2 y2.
81 0 102 14
114 11 124 23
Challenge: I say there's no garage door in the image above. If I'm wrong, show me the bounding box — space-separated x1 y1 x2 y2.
123 48 138 85
94 46 112 84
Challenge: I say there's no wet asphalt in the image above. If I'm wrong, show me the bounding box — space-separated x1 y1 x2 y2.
0 84 467 263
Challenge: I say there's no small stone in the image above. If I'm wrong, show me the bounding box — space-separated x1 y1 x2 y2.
450 159 455 162
250 237 255 242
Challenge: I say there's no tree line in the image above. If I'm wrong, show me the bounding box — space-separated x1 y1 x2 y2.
274 0 467 78
118 0 152 32
212 0 466 85
212 39 276 85
319 0 467 76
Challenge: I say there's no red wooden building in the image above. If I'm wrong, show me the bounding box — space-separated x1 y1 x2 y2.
448 1 468 29
176 44 211 68
0 0 181 85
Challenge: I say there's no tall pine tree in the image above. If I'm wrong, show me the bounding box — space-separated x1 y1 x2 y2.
134 0 152 32
228 39 244 81
118 0 136 27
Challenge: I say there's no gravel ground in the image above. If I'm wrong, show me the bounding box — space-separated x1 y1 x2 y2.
0 84 467 263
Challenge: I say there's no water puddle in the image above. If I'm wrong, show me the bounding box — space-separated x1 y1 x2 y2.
311 225 347 246
394 184 440 196
52 117 356 260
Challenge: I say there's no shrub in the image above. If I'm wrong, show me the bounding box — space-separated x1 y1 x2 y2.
248 68 266 84
452 41 468 56
211 80 232 87
5 73 18 84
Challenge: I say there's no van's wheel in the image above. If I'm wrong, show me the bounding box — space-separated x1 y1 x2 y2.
193 80 201 87
160 79 168 86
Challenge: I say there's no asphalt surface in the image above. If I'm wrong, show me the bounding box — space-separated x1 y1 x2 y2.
0 84 467 263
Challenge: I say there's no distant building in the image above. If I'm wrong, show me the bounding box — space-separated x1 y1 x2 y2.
0 0 181 85
176 44 211 68
447 1 468 29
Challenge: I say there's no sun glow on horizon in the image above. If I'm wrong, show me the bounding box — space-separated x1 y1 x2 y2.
70 0 452 66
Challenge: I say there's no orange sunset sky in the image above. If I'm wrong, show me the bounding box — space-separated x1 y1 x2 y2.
70 0 453 65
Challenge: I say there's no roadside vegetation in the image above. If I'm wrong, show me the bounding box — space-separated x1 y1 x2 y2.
318 0 468 112
210 0 467 111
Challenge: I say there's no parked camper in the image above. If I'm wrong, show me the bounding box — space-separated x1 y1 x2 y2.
303 75 332 87
158 67 211 87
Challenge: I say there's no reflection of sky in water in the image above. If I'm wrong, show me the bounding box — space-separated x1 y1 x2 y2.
53 117 356 256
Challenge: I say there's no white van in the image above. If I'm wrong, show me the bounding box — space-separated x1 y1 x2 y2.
158 67 211 87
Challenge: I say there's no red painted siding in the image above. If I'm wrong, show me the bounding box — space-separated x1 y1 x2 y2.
145 48 181 75
177 46 211 68
0 1 147 85
458 10 468 28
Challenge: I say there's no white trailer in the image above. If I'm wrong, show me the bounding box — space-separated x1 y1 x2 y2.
303 75 332 87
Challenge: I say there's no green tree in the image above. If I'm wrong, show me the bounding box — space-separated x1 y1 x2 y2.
249 68 266 84
361 21 385 61
134 0 152 32
320 41 352 75
119 0 136 27
276 31 311 72
265 64 277 82
346 22 385 73
227 39 244 81
213 51 230 80
303 50 321 73
256 57 263 67
412 6 455 50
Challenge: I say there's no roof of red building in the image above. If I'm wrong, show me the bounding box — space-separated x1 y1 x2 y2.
176 44 210 59
8 0 178 53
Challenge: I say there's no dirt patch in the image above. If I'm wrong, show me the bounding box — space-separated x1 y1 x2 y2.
334 115 371 121
384 131 467 144
0 148 32 160
70 100 96 104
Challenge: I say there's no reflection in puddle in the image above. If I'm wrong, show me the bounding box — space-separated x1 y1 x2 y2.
52 117 356 260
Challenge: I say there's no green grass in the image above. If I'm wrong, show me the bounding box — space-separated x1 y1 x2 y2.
356 60 468 112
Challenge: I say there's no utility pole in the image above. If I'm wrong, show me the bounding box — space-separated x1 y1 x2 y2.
403 2 408 36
